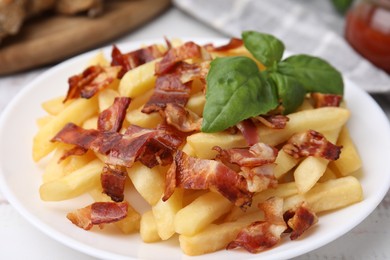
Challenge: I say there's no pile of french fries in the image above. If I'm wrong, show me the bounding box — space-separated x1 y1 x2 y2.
33 39 363 256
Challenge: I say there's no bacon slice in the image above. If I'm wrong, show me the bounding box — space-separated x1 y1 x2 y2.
142 62 209 114
204 38 243 52
227 197 287 253
64 65 121 102
214 143 278 168
284 202 318 240
237 119 259 146
155 41 211 75
311 93 342 108
283 130 342 160
162 103 202 132
214 143 278 193
111 44 164 78
97 97 131 132
163 150 253 208
255 115 289 129
67 201 128 230
51 123 185 168
141 73 191 114
101 165 127 202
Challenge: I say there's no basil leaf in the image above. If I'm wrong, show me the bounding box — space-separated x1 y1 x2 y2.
242 31 285 68
269 72 306 114
278 54 344 95
202 56 278 133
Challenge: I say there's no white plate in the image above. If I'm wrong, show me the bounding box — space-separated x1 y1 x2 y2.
1 39 390 260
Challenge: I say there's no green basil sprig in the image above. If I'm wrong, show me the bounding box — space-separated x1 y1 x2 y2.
201 31 344 133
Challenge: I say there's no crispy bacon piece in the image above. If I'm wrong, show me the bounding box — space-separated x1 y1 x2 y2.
311 93 342 108
162 103 202 132
283 130 342 160
214 143 278 168
97 97 131 132
142 62 209 114
204 37 243 52
155 41 211 75
227 197 287 253
214 143 278 193
111 44 164 78
255 115 289 129
67 201 128 230
284 202 318 240
101 165 127 202
64 65 121 102
237 119 259 146
141 74 191 114
163 150 253 208
51 123 185 168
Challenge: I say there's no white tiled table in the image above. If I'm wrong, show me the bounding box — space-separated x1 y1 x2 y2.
1 6 390 260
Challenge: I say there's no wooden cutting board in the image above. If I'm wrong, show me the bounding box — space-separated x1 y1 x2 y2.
0 0 171 75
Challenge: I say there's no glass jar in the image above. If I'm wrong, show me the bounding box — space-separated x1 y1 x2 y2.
345 0 390 74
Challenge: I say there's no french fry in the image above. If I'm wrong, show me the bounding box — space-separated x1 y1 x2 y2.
186 92 205 117
89 188 141 234
258 107 350 146
98 88 119 112
186 132 247 159
36 115 53 129
42 147 95 183
175 191 232 236
41 96 68 115
152 188 183 240
284 176 363 213
294 128 341 194
225 182 298 222
179 212 261 256
33 96 98 162
273 150 300 179
39 159 104 201
126 108 162 129
88 50 109 66
331 126 362 176
140 210 161 243
118 58 161 98
127 162 165 206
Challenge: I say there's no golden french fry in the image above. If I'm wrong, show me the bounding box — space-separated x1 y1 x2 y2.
284 176 363 213
332 126 362 176
152 188 183 240
186 132 247 159
126 162 165 206
88 51 109 66
273 150 300 179
118 58 161 98
126 108 162 129
98 88 119 112
33 96 98 162
175 191 232 236
179 212 261 256
41 96 68 115
36 115 53 129
293 128 341 194
186 92 205 117
258 107 350 146
39 159 104 201
225 182 298 222
140 210 161 243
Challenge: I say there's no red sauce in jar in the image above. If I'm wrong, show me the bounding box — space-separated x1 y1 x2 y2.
345 0 390 73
